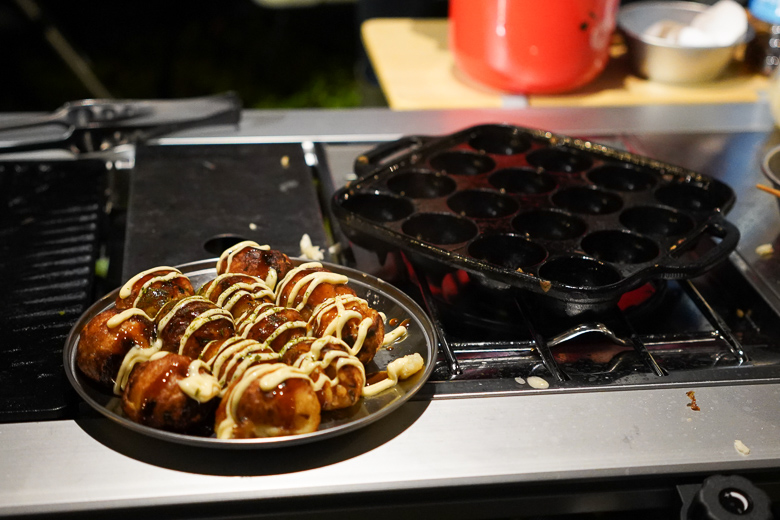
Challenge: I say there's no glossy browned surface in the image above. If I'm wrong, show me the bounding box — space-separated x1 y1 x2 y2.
310 298 385 365
219 248 293 283
242 307 307 352
215 375 320 438
122 354 216 433
282 339 365 411
155 298 235 357
277 267 355 320
114 269 194 317
76 307 154 389
200 338 278 383
198 273 273 319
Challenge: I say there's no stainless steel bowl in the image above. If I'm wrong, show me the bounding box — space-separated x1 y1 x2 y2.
618 1 750 84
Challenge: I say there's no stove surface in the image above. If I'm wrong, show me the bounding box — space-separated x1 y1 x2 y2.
4 106 780 519
320 131 780 400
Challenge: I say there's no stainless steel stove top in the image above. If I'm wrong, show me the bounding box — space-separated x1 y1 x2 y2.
320 131 780 400
3 104 780 519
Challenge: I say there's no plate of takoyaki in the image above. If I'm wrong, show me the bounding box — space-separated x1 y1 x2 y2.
64 241 437 448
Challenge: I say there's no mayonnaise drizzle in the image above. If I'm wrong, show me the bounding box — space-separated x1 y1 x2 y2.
203 337 280 389
234 302 276 332
177 359 221 403
177 307 234 355
362 353 424 397
260 319 307 349
235 304 307 350
221 284 274 313
382 324 408 346
113 344 165 395
290 336 365 392
216 241 279 289
202 274 274 311
276 262 349 312
215 363 313 439
106 308 151 329
156 295 206 337
308 295 371 353
275 262 348 310
118 267 187 309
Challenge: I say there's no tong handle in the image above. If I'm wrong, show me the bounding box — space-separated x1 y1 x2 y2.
0 93 241 155
0 100 150 133
353 135 433 179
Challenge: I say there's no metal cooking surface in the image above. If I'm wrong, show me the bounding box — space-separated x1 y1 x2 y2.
124 143 329 277
4 105 780 518
321 134 780 398
0 160 106 421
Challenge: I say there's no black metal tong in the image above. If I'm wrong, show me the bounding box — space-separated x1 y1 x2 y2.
0 92 242 155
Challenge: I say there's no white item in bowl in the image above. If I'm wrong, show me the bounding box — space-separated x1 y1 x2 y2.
642 0 747 47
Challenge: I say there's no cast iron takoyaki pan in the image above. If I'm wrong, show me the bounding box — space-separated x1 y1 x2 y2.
332 124 739 312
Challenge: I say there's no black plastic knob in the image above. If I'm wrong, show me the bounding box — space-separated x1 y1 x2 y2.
689 475 773 520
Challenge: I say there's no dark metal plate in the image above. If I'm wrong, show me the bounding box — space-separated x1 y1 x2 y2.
64 258 437 448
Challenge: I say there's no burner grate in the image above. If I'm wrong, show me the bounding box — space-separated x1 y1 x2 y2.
0 161 106 422
401 254 775 395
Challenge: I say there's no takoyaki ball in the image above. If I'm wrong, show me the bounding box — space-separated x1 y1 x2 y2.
198 273 274 320
216 241 293 290
236 303 307 353
122 353 218 433
308 295 385 365
282 337 365 411
276 265 353 321
115 267 194 318
155 296 235 358
215 363 321 439
200 337 280 386
76 307 154 389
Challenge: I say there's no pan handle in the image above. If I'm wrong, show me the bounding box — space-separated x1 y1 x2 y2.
654 217 740 279
353 135 434 179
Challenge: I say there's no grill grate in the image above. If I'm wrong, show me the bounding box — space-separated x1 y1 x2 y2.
0 161 106 422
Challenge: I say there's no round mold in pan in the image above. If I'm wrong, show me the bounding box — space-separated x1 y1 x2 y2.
331 123 740 307
386 168 457 199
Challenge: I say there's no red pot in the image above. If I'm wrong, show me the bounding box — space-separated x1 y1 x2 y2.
449 0 620 94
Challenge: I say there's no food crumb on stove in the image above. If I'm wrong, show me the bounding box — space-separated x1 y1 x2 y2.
736 308 745 318
734 439 751 456
248 222 258 231
278 180 299 193
686 390 701 411
280 155 290 169
514 376 526 385
299 233 325 261
527 376 549 389
539 280 552 293
756 243 774 258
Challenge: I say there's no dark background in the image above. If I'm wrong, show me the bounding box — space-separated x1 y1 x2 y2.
0 0 448 112
0 0 743 113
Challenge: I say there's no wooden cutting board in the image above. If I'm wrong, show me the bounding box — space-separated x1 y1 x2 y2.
361 18 769 110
